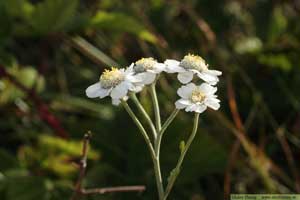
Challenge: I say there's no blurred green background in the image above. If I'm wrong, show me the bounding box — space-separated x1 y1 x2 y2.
0 0 300 199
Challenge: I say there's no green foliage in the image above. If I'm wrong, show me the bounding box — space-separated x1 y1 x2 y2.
268 6 288 42
90 11 157 43
28 0 79 34
0 150 19 172
5 176 48 200
52 95 115 120
258 54 292 71
18 135 100 177
0 64 45 104
1 0 34 19
234 37 263 54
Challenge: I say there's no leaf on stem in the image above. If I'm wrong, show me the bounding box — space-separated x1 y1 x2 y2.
179 140 185 154
167 168 180 183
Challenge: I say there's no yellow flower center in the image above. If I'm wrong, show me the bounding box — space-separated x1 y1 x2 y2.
191 89 206 103
100 67 124 88
134 57 157 73
180 54 208 71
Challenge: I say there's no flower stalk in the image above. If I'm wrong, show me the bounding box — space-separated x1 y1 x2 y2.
121 101 155 160
164 113 200 200
130 93 157 139
122 100 164 199
156 109 179 157
86 54 221 199
150 82 162 132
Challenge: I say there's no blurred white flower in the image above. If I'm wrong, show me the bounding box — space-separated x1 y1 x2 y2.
132 57 165 85
164 54 222 85
86 66 142 105
175 83 220 113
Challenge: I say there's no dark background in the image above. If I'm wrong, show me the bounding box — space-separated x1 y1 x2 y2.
0 0 300 199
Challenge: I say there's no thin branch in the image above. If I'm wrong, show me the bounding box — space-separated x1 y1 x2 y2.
224 140 240 199
181 5 216 47
70 132 146 200
276 127 300 192
70 132 91 200
80 186 145 195
227 77 245 132
223 76 244 198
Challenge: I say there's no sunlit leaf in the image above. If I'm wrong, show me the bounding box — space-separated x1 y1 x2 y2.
234 37 263 54
268 6 287 42
90 11 157 43
18 135 100 177
1 0 34 19
258 54 292 71
0 65 45 104
38 135 99 160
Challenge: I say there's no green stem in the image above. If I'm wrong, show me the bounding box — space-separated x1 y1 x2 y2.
121 101 155 159
163 113 200 200
122 101 164 200
150 83 161 132
130 93 157 139
156 109 179 157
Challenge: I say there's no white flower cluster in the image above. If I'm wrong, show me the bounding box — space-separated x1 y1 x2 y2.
86 54 222 113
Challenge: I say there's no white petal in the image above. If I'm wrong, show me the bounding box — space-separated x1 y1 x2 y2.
185 104 198 112
177 83 196 98
110 82 129 99
204 97 220 110
197 72 219 85
199 83 217 95
175 99 192 109
177 71 194 84
206 69 222 76
164 59 185 73
129 83 144 93
127 74 143 83
112 98 121 106
152 63 165 73
126 63 134 72
194 104 207 113
86 83 110 98
140 72 156 84
164 59 180 66
175 100 186 109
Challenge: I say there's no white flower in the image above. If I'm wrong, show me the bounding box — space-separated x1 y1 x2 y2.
86 66 143 105
132 57 165 85
164 54 222 85
175 83 220 113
